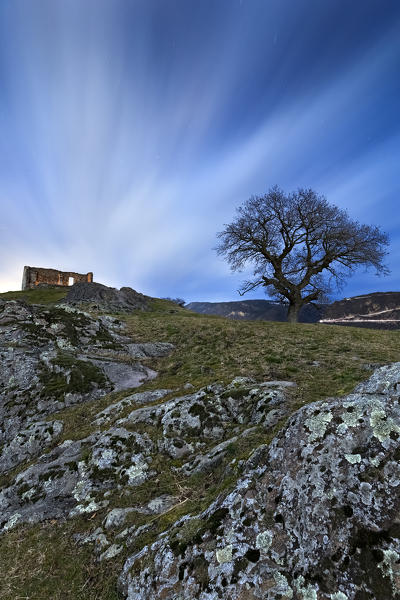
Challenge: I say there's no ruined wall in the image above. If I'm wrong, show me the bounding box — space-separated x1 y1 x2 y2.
22 266 93 290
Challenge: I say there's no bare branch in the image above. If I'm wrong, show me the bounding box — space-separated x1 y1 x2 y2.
215 186 389 322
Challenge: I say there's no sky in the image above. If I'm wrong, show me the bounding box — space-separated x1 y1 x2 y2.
0 0 399 302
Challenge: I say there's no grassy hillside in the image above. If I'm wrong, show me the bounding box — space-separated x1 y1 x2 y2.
1 292 400 599
0 286 68 304
124 299 400 408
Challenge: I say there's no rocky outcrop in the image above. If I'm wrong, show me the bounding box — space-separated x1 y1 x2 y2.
119 364 400 600
61 282 150 312
3 293 400 599
0 299 172 467
0 377 293 534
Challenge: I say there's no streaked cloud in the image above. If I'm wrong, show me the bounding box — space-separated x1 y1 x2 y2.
0 0 399 301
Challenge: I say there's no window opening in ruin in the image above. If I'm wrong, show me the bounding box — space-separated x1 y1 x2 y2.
21 267 94 291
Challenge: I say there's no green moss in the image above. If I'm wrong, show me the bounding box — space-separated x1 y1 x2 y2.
51 352 79 369
69 360 107 392
38 467 66 481
39 352 108 400
92 327 123 350
206 507 229 534
44 307 92 346
16 482 31 496
90 466 117 483
188 403 208 418
169 507 230 557
65 461 79 472
220 387 250 400
231 557 248 584
170 518 205 556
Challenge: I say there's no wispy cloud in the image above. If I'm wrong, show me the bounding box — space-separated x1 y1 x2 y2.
0 0 399 300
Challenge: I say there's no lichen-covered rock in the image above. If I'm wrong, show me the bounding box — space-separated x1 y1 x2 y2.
0 299 173 447
178 436 240 476
103 495 177 530
0 420 63 473
104 508 137 530
0 426 155 531
0 438 85 530
119 363 400 600
0 379 292 536
93 389 172 426
118 379 293 459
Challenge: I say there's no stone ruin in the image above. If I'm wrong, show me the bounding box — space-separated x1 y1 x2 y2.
21 266 93 290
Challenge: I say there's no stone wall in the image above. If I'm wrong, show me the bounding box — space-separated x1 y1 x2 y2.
21 266 93 290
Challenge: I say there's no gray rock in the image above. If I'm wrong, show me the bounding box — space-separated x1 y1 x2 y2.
74 527 110 552
104 508 137 530
118 380 292 459
91 358 157 392
0 378 292 535
132 495 177 515
74 526 124 561
99 543 123 561
0 426 154 533
93 389 172 426
0 438 84 530
0 299 168 447
119 363 400 600
179 436 239 476
116 522 152 544
0 420 63 473
60 282 149 313
355 362 400 395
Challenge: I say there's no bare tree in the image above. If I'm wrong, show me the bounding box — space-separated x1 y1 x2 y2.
216 186 389 323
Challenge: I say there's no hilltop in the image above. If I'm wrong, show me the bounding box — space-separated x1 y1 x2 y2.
1 284 400 599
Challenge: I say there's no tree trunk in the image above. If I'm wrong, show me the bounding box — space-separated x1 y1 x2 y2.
287 302 301 323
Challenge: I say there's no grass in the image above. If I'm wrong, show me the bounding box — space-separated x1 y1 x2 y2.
0 520 121 600
0 287 68 304
1 294 400 598
122 301 400 409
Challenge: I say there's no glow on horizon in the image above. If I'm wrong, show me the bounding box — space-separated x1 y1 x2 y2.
0 0 399 301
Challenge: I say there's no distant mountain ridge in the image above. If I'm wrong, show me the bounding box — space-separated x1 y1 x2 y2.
320 291 400 329
186 299 325 323
187 292 400 329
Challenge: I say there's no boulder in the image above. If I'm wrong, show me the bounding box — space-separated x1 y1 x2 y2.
60 282 150 313
119 364 400 600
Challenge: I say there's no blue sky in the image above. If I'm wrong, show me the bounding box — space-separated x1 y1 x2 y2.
0 0 399 302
